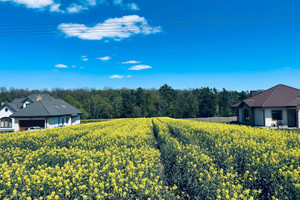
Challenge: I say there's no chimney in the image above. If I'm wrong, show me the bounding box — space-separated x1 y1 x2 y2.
36 95 43 102
250 90 258 97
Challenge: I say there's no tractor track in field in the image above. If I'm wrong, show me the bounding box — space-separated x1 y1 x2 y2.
151 120 166 178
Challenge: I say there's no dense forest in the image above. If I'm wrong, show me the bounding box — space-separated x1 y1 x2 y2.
0 84 250 119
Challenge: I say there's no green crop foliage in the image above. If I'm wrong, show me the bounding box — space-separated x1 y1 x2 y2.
0 118 298 199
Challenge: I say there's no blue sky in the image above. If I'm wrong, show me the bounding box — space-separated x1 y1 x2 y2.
1 0 300 91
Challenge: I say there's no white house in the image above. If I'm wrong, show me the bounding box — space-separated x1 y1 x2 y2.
0 94 83 132
231 84 300 128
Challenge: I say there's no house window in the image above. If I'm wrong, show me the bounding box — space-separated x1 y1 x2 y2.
244 109 249 122
0 117 12 128
5 108 8 112
66 117 69 124
62 118 64 124
272 110 282 120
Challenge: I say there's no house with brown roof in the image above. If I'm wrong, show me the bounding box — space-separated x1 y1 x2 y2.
231 84 300 128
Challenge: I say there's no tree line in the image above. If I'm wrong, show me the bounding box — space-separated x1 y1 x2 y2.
0 84 249 119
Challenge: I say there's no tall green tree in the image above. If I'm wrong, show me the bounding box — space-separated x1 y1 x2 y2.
193 87 217 117
159 84 177 117
121 91 134 118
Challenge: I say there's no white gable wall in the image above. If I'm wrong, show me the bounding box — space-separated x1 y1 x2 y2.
0 106 14 118
0 106 15 130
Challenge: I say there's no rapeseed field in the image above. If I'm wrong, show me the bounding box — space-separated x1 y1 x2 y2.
0 118 298 199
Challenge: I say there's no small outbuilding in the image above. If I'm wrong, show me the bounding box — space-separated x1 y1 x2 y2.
0 94 83 132
231 84 300 128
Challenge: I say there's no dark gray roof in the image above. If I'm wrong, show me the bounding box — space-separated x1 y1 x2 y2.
11 98 23 111
7 103 20 112
41 99 83 117
232 84 300 108
12 98 23 103
11 101 50 117
9 94 83 118
22 94 55 103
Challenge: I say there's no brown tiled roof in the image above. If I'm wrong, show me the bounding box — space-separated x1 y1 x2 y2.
231 84 300 108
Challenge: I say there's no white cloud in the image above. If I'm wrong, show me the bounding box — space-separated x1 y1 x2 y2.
0 0 141 13
81 56 88 61
58 15 161 41
80 67 84 69
97 56 111 61
109 74 132 78
129 64 152 70
113 0 122 5
55 64 68 68
86 0 97 6
1 0 54 8
72 65 76 68
122 60 141 64
110 74 124 79
50 3 63 12
113 0 139 10
127 2 139 10
67 4 87 13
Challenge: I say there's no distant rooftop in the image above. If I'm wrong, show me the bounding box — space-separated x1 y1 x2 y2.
231 84 300 108
23 94 55 103
2 94 83 118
